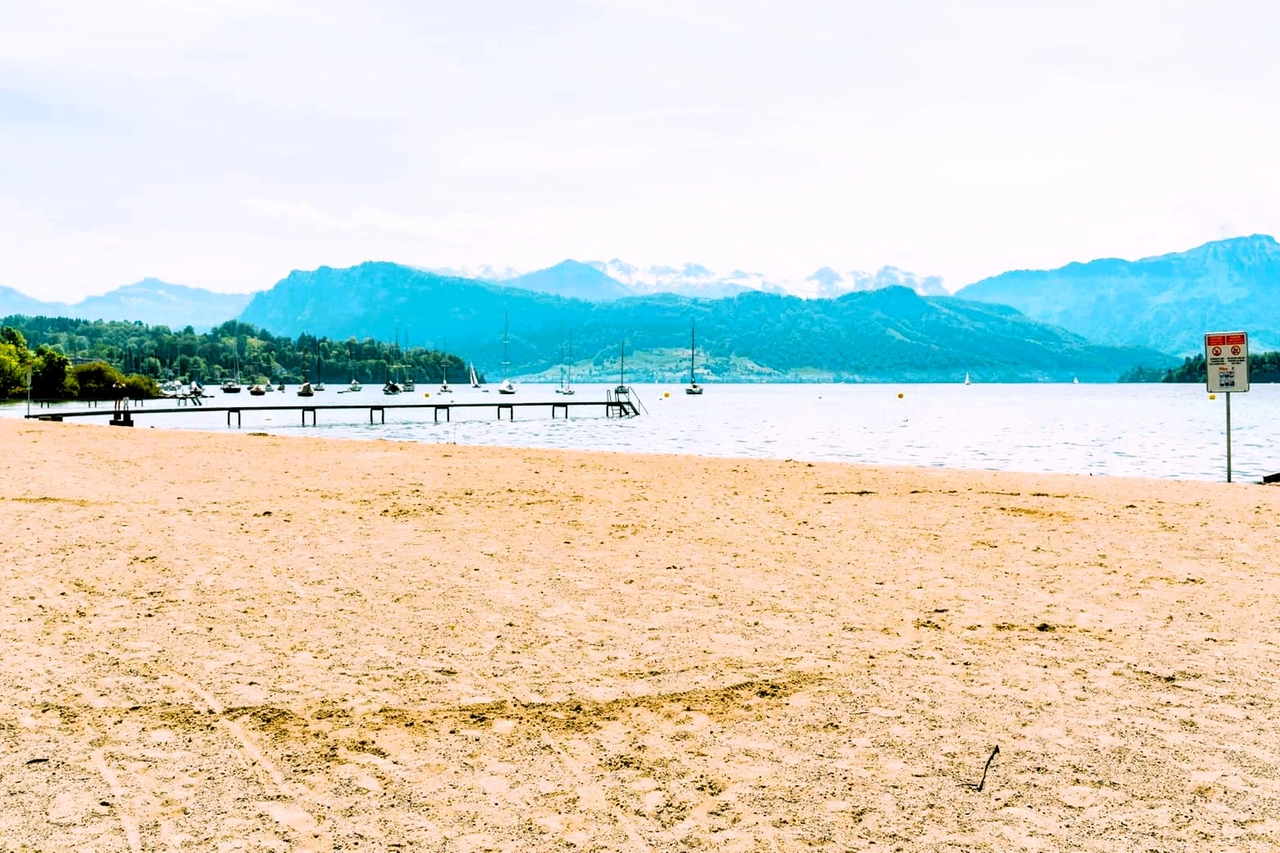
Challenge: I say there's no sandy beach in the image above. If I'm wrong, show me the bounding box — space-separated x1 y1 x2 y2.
2 417 1279 851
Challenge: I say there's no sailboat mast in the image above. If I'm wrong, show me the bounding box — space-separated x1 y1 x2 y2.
502 312 510 377
690 322 696 384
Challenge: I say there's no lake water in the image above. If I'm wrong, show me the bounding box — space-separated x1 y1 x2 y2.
5 382 1278 482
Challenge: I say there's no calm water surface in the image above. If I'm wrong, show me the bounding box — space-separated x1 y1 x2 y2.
5 383 1277 482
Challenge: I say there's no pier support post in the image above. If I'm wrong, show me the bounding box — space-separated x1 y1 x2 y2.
226 408 241 428
498 404 514 420
302 407 317 426
370 406 385 424
434 406 451 423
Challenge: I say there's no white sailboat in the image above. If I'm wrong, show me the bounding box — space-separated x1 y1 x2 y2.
555 332 575 395
469 361 481 388
440 362 452 393
964 372 971 386
685 322 704 395
498 313 516 395
221 352 242 393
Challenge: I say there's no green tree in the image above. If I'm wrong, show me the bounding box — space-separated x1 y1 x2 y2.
31 345 73 398
0 325 31 398
71 361 127 400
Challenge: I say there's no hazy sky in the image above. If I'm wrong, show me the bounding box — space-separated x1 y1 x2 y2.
3 0 1279 300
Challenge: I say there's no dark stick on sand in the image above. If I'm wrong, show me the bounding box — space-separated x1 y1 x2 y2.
976 745 1000 792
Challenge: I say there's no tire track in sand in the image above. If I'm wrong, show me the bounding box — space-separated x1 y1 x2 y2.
288 557 655 852
159 669 331 851
90 749 142 853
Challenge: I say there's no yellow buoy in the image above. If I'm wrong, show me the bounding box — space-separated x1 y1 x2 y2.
424 392 430 398
664 391 670 398
1209 393 1216 400
897 392 904 399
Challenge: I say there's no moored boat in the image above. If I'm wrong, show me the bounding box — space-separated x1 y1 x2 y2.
497 312 516 395
685 322 704 395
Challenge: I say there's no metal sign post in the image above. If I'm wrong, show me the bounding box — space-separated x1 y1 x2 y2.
1205 331 1249 483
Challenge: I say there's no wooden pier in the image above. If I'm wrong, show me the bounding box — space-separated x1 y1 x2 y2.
26 397 642 427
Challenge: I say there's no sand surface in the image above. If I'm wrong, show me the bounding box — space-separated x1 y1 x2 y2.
2 418 1279 852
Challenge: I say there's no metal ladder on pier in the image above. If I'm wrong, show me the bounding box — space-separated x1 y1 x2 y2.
606 385 644 418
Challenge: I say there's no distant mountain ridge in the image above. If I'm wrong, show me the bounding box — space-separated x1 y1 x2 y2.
955 235 1280 355
429 259 950 300
238 261 1173 382
0 278 252 331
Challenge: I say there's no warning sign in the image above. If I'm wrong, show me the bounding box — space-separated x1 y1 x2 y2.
1205 331 1249 393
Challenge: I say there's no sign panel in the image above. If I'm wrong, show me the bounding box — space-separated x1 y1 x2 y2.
1205 331 1249 393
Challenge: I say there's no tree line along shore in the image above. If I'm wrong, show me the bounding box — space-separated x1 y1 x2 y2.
0 317 470 401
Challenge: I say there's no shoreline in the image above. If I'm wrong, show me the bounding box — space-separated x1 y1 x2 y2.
3 418 1280 848
5 382 1279 486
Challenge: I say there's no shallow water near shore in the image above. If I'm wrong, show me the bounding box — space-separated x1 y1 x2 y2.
6 382 1278 481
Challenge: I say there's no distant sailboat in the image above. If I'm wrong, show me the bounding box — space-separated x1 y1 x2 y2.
469 361 481 388
440 361 452 393
498 312 516 395
1073 376 1080 384
382 362 402 395
685 322 704 395
556 331 575 395
964 372 971 386
297 353 314 397
221 352 242 393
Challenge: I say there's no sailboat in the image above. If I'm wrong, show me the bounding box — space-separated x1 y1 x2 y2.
469 361 481 389
314 347 325 391
297 353 314 397
964 372 971 386
440 361 452 393
555 332 576 395
498 313 516 395
382 362 402 395
221 351 242 393
685 323 704 395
